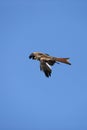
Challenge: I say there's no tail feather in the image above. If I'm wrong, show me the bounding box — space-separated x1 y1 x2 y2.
55 57 71 65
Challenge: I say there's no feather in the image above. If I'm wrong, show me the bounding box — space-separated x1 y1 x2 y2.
40 61 52 77
29 52 71 77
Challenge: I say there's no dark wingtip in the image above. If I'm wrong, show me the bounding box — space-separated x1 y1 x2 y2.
44 70 51 78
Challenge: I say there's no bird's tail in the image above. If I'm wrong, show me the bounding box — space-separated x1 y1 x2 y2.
54 57 71 65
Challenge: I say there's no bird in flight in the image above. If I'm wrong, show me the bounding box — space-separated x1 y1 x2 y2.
29 52 71 77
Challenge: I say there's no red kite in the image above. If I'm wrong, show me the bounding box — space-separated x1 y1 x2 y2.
29 52 71 77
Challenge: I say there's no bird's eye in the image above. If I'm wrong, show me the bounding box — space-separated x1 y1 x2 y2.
32 56 35 59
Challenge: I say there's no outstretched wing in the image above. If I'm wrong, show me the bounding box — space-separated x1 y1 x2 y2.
40 60 52 77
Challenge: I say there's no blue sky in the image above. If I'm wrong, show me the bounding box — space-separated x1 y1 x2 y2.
0 0 87 129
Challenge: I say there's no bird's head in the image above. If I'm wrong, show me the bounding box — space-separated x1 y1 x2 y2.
29 53 36 59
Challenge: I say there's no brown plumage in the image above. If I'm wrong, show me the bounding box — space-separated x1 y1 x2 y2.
29 52 71 77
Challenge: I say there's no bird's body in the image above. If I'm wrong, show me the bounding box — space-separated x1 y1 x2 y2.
29 52 71 77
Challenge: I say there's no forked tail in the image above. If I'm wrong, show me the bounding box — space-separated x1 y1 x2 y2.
54 57 71 65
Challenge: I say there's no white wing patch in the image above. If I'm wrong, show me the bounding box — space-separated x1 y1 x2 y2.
46 62 51 69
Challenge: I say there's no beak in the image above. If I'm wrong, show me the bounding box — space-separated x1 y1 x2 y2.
29 53 35 59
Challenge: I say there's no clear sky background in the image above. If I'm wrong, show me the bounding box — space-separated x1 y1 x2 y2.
0 0 87 129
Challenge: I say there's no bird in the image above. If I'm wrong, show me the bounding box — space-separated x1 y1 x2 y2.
29 52 71 77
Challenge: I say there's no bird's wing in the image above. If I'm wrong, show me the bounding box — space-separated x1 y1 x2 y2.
40 60 52 77
40 56 56 66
